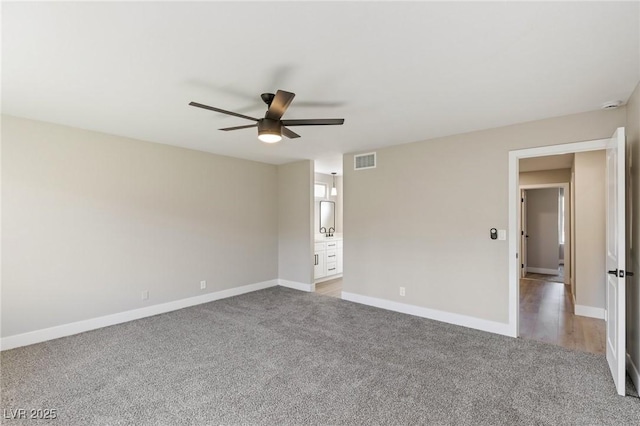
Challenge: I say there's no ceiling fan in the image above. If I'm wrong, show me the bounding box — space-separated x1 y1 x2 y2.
189 90 344 143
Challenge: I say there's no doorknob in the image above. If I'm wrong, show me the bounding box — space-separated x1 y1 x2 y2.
608 269 618 275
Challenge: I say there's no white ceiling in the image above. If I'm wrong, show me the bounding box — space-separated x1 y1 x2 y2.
519 153 575 173
3 2 639 175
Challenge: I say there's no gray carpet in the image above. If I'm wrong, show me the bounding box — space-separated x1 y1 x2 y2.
2 287 639 425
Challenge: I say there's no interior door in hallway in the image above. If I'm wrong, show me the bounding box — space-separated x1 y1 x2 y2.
520 190 528 277
605 127 626 396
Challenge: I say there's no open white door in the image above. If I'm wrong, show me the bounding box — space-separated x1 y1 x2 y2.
605 127 626 396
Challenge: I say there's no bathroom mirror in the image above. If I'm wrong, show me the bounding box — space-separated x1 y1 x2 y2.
319 201 335 233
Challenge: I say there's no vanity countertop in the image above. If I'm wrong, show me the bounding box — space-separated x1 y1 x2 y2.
314 234 343 243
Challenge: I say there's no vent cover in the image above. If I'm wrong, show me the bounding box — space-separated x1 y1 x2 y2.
354 152 376 170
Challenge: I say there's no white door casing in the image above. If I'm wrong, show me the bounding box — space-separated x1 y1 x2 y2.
605 127 626 396
521 190 528 277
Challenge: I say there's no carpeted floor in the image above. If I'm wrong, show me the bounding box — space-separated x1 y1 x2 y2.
2 287 639 425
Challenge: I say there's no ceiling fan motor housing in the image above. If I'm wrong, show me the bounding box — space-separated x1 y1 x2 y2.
258 118 282 136
261 93 275 106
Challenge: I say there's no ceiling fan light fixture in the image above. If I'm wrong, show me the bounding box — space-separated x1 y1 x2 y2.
189 89 344 143
258 133 282 143
257 119 282 143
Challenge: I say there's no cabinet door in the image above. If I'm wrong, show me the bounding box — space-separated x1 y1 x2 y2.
314 251 326 279
336 248 343 274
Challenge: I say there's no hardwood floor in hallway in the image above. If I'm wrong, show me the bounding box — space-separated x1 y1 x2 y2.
315 278 342 298
519 278 605 354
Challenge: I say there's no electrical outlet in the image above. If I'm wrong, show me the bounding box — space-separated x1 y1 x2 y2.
141 290 149 301
399 287 405 297
200 280 206 290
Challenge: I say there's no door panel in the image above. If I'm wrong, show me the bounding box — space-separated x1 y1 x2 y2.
605 127 626 396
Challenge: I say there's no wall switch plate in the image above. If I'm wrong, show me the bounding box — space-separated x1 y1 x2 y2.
200 280 206 290
399 287 405 297
141 290 149 301
498 229 507 240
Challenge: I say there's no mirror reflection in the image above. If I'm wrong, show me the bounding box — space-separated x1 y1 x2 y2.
319 201 335 235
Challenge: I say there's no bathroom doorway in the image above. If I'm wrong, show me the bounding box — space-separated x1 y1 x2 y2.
313 161 344 298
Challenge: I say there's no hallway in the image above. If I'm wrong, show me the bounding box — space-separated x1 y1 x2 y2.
519 278 605 354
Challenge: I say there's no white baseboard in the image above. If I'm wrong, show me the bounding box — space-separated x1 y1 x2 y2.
0 279 279 351
627 352 640 394
574 304 605 319
341 292 512 337
278 279 314 292
527 267 559 275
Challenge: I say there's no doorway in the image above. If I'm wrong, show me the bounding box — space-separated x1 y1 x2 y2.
313 165 344 299
508 128 628 395
520 184 569 285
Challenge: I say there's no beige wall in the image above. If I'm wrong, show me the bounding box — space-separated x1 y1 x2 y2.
344 108 625 323
1 115 278 337
278 161 313 285
520 169 571 186
626 81 640 382
525 188 559 271
574 150 606 310
314 172 343 235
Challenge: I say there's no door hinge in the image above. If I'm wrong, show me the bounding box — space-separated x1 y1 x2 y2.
521 263 524 269
521 231 524 235
521 198 524 202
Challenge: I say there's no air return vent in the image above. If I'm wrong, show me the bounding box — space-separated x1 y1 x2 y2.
354 152 376 170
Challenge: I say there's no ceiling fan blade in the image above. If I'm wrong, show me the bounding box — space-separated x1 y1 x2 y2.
281 118 344 126
282 127 301 139
219 124 258 131
265 90 295 120
189 102 259 122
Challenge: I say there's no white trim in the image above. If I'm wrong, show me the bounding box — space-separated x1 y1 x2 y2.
574 304 606 320
520 183 569 189
509 137 610 338
0 279 278 351
278 279 315 292
626 352 640 394
526 267 560 275
341 292 512 337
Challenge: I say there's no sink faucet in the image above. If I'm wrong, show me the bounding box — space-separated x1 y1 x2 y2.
327 227 335 237
320 227 327 234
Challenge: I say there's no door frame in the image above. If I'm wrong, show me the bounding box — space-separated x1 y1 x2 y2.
519 183 570 283
508 137 610 338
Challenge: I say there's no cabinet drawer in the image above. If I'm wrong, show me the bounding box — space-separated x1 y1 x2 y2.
326 250 337 259
325 242 338 249
326 262 337 274
314 243 326 252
